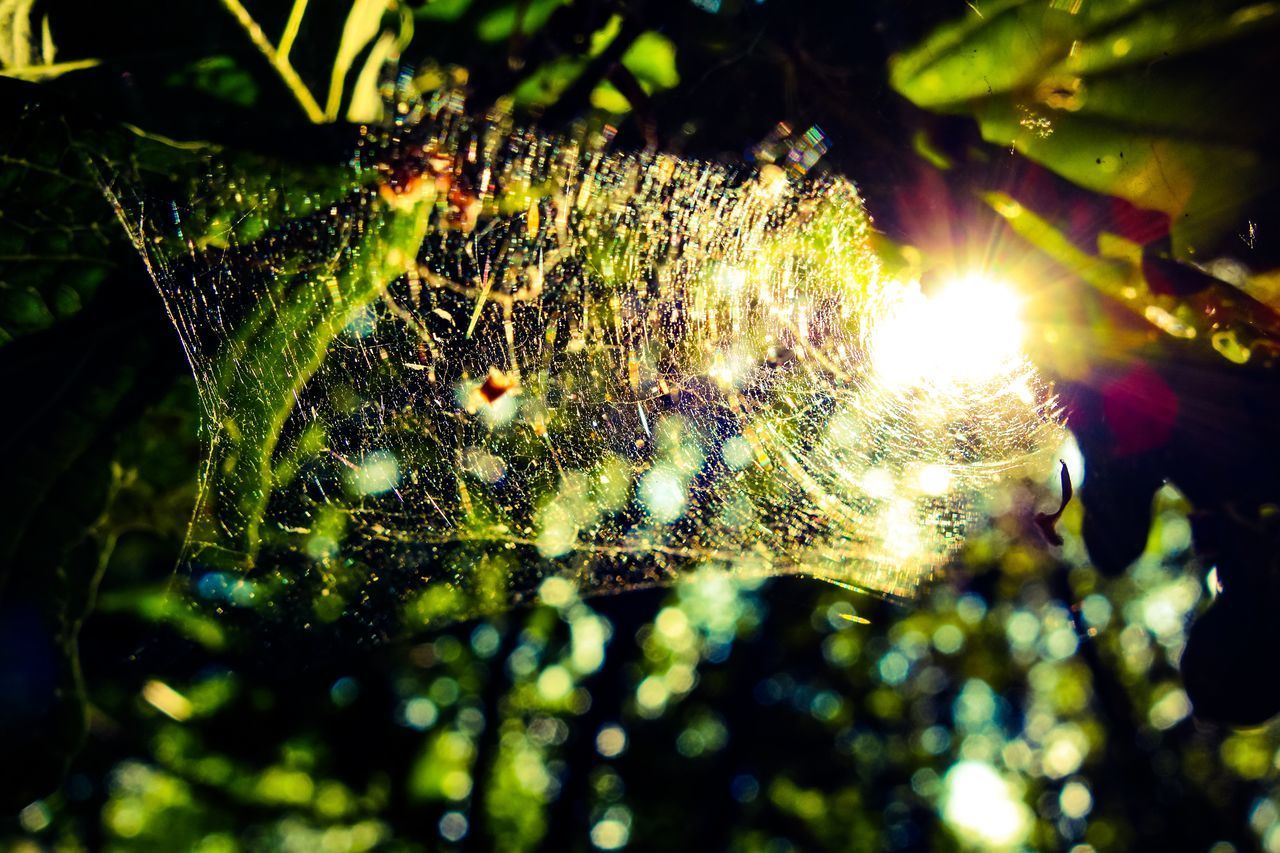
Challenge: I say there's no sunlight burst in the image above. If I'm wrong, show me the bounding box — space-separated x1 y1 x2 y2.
870 273 1027 390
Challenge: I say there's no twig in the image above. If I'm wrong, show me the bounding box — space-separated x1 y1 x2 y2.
277 0 310 61
218 0 326 123
0 57 99 80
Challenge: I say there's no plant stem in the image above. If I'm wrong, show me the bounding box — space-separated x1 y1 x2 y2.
218 0 327 124
277 0 310 61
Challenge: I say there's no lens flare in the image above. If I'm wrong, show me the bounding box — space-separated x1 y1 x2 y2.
870 273 1027 390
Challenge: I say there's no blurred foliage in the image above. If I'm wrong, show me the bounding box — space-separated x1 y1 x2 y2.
3 0 1280 851
889 0 1280 259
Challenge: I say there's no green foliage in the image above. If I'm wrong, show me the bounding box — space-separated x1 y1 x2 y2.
590 31 680 114
166 57 261 109
475 0 571 43
890 0 1280 257
0 102 112 343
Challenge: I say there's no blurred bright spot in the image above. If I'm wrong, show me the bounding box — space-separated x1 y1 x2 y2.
957 593 988 625
707 347 753 389
955 679 998 729
825 599 858 629
823 632 859 666
656 606 690 641
141 680 193 722
942 760 1032 849
1222 732 1274 780
536 500 578 558
881 498 923 560
343 304 378 338
1147 686 1193 731
440 769 473 800
537 665 573 701
330 677 359 707
639 464 688 523
538 575 577 607
402 697 439 730
430 676 460 706
1002 739 1033 772
195 571 259 606
346 450 399 496
1135 576 1201 645
636 675 670 716
932 623 965 654
917 463 952 496
470 623 501 658
256 767 314 805
1042 724 1089 778
461 448 506 483
17 801 50 833
1043 624 1080 661
457 707 485 736
810 690 843 722
594 454 632 510
870 273 1026 389
570 611 610 674
878 650 911 685
305 533 339 561
713 264 748 298
1081 594 1113 630
596 724 628 758
1060 780 1093 819
680 715 728 758
722 435 754 470
663 663 696 693
590 810 632 850
1252 797 1278 830
439 811 468 841
1006 610 1041 650
921 726 952 755
862 467 895 499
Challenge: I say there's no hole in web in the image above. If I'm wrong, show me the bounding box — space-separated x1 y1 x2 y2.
99 88 1062 639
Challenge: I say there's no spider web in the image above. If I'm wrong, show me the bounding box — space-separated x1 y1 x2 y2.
100 82 1061 637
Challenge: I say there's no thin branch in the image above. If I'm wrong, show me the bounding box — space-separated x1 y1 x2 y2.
324 0 391 122
218 0 326 123
277 0 310 61
0 57 99 80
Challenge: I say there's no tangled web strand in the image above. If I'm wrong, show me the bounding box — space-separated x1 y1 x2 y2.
106 87 1060 635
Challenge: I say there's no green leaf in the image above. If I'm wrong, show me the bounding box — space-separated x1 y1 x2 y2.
590 31 680 115
0 99 116 344
0 0 98 81
619 31 679 90
165 56 260 109
890 0 1280 257
511 14 621 108
476 0 571 43
326 0 395 121
415 0 474 22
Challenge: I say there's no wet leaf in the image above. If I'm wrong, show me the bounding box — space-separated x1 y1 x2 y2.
891 0 1280 256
